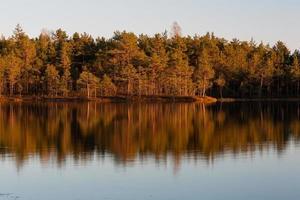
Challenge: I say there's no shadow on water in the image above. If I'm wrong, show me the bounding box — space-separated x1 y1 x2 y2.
0 101 300 169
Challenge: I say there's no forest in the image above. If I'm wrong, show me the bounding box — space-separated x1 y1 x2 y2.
0 23 299 99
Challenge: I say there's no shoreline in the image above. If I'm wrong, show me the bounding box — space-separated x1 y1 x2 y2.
218 98 300 102
2 96 300 104
0 96 218 104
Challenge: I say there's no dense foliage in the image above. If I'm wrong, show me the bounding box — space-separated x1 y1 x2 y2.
0 24 299 98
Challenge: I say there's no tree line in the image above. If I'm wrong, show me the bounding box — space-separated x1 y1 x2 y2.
0 23 299 98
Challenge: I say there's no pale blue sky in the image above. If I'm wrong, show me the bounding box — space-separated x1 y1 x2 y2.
0 0 299 50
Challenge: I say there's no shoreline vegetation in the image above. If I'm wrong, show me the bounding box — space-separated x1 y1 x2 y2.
0 95 218 103
1 23 300 102
2 95 300 104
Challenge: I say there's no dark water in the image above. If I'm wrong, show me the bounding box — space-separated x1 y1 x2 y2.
1 102 300 200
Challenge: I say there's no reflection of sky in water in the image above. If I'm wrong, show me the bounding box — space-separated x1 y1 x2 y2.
1 144 300 200
1 102 300 200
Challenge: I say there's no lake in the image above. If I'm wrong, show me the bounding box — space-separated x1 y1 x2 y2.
0 102 300 200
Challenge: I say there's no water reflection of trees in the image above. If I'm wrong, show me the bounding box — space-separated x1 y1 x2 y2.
0 102 300 168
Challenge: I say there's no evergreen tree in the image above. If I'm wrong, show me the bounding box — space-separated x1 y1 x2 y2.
99 74 117 96
13 24 37 94
193 50 215 97
215 74 226 98
118 64 137 95
290 53 300 96
45 64 60 96
164 35 193 96
77 71 100 98
54 29 72 96
0 58 6 95
5 54 22 95
273 41 290 96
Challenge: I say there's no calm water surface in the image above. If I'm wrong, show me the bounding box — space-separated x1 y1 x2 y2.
0 102 300 200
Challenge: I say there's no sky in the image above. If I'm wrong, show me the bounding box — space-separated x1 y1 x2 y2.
0 0 299 50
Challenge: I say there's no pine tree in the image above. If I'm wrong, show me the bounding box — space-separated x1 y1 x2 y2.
0 58 6 95
99 74 117 96
36 31 54 94
45 64 60 96
147 34 168 95
164 35 193 96
77 71 100 98
5 54 22 96
215 74 226 98
290 53 300 96
193 50 215 97
53 29 72 96
118 64 137 95
249 45 274 97
273 41 290 96
149 53 165 95
13 24 36 94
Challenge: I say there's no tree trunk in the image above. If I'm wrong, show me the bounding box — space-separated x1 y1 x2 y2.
220 87 223 99
127 80 130 95
202 79 206 97
297 80 300 97
260 77 263 98
10 84 13 96
138 78 141 96
277 79 280 97
26 79 29 95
